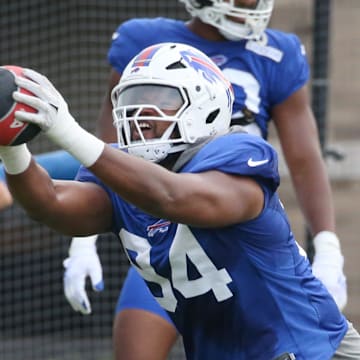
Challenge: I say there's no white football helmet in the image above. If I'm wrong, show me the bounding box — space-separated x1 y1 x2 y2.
111 42 234 162
179 0 274 41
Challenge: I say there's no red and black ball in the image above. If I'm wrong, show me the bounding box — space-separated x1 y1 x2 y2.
0 65 41 146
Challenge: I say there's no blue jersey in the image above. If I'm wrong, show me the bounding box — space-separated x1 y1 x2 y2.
108 17 309 139
76 134 347 360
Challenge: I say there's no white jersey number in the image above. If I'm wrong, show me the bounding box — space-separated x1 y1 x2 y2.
222 67 262 137
120 225 233 312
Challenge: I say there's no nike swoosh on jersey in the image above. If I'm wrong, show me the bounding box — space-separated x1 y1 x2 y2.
247 158 269 167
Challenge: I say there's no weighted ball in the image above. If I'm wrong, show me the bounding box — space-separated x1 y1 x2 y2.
0 65 41 146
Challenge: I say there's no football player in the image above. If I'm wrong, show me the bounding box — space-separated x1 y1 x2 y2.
0 1 347 358
2 41 360 360
63 1 347 359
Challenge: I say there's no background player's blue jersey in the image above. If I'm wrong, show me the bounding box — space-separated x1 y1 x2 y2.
108 17 309 139
0 150 80 183
76 134 347 360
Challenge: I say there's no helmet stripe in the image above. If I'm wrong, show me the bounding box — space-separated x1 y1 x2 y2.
132 43 165 68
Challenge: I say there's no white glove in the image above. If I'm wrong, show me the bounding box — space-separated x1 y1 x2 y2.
312 231 347 310
13 68 104 167
63 235 104 315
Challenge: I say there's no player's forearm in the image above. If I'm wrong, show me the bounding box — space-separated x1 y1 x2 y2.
88 145 218 225
290 161 335 235
89 145 180 218
89 146 261 227
6 159 61 221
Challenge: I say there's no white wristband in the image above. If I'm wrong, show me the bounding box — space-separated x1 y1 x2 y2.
47 122 105 168
313 231 341 253
0 144 32 175
69 234 98 256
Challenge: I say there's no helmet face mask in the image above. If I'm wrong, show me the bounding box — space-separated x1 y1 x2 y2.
112 42 234 163
113 82 190 162
179 0 274 41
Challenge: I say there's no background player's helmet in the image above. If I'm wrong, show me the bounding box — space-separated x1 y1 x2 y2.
111 42 234 162
179 0 274 41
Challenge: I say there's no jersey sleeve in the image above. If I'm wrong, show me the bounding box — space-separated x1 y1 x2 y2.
268 31 310 106
183 133 280 193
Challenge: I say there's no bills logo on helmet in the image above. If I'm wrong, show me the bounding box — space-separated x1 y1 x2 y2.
180 49 233 108
129 43 233 109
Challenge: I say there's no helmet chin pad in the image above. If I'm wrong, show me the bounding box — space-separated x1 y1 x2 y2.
128 142 189 163
128 142 172 162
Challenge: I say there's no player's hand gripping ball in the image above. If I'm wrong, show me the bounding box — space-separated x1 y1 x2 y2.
0 65 41 146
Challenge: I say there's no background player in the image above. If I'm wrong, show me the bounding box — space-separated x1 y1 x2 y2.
0 1 346 358
1 42 360 359
63 0 348 359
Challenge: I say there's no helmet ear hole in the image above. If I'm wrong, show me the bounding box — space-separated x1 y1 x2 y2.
206 109 220 124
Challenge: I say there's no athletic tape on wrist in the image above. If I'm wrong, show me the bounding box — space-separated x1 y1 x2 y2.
68 127 104 167
0 144 32 175
313 231 341 253
69 234 98 256
47 121 104 168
